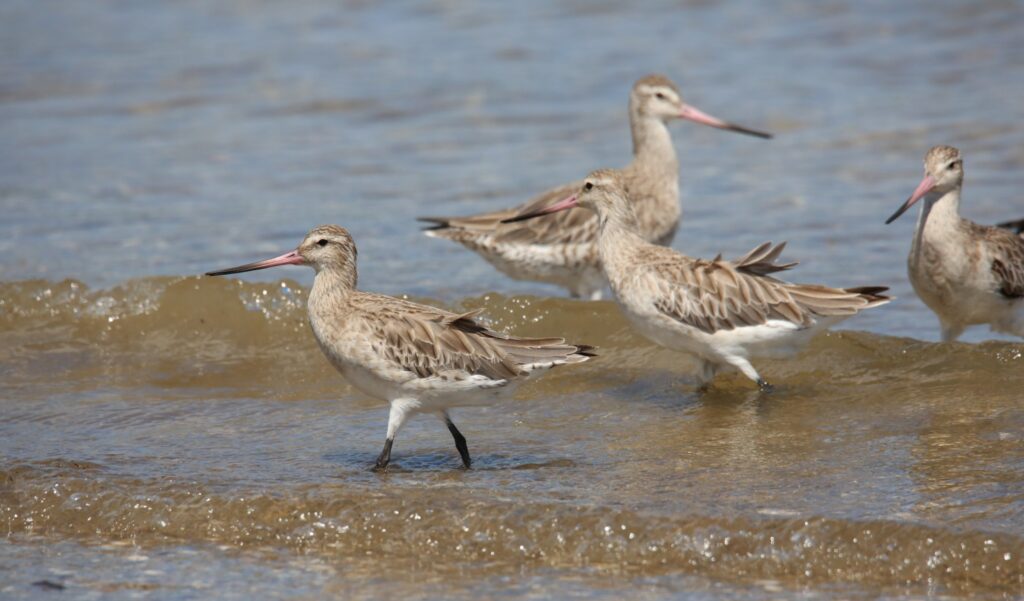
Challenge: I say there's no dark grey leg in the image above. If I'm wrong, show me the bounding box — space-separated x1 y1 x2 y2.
374 438 394 471
757 378 775 393
445 417 471 469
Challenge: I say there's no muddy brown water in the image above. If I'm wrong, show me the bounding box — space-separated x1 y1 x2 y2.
2 0 1024 599
1 278 1022 598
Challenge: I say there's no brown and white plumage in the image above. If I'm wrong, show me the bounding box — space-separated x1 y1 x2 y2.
420 75 771 300
504 169 889 390
633 241 887 336
886 145 1024 341
207 225 593 470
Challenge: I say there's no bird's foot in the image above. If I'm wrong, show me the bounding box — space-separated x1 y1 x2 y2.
757 378 775 393
373 438 394 472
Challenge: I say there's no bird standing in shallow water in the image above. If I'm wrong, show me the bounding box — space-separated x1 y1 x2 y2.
207 225 594 470
420 75 771 300
504 170 889 391
885 145 1024 341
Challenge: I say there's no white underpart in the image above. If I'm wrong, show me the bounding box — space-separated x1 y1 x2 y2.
314 329 578 448
909 189 1024 341
466 237 608 300
618 292 848 385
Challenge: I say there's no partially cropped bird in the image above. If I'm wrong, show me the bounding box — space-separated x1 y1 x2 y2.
885 145 1024 341
420 75 771 300
207 225 593 470
504 170 889 391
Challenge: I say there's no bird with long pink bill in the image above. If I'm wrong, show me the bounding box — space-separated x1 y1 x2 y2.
885 145 1024 341
504 170 889 391
419 74 771 300
206 225 594 470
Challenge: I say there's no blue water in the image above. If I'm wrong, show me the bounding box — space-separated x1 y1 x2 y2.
3 0 1023 342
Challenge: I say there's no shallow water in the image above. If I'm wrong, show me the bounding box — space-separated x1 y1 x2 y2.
1 1 1023 599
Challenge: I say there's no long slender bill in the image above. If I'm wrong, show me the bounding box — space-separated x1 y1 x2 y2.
679 103 772 139
500 195 580 224
885 174 936 224
206 249 305 276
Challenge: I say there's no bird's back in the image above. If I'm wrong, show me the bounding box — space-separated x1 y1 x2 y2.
607 239 889 336
311 291 593 389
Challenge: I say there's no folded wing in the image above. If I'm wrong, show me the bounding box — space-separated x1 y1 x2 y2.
984 226 1024 299
636 242 890 334
419 182 599 246
361 296 594 381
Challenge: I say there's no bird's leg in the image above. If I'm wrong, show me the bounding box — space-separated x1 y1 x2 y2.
374 438 393 471
571 272 605 301
374 398 419 471
443 412 472 469
940 321 965 342
694 359 719 393
721 354 769 391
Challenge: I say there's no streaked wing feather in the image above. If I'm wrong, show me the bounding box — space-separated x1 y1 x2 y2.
422 181 601 246
358 294 589 380
985 226 1024 298
634 243 887 334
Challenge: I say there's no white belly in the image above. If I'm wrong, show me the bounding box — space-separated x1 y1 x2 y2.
619 300 834 361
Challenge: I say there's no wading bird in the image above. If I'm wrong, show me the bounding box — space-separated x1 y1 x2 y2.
885 145 1024 341
207 225 593 470
420 75 771 300
505 170 889 391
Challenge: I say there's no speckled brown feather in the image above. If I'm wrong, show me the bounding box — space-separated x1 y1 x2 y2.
421 164 676 249
973 222 1024 298
420 181 596 246
625 242 890 334
344 292 593 381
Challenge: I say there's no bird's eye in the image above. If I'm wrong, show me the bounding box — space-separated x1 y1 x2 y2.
655 92 666 100
947 162 957 171
317 239 329 247
584 182 594 191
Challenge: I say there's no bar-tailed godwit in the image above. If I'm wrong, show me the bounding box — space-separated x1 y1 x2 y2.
207 225 594 470
420 75 771 300
885 145 1024 341
504 170 889 391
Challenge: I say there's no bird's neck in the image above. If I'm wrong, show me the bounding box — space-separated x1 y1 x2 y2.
916 187 963 242
597 204 646 258
630 114 678 177
311 265 358 307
